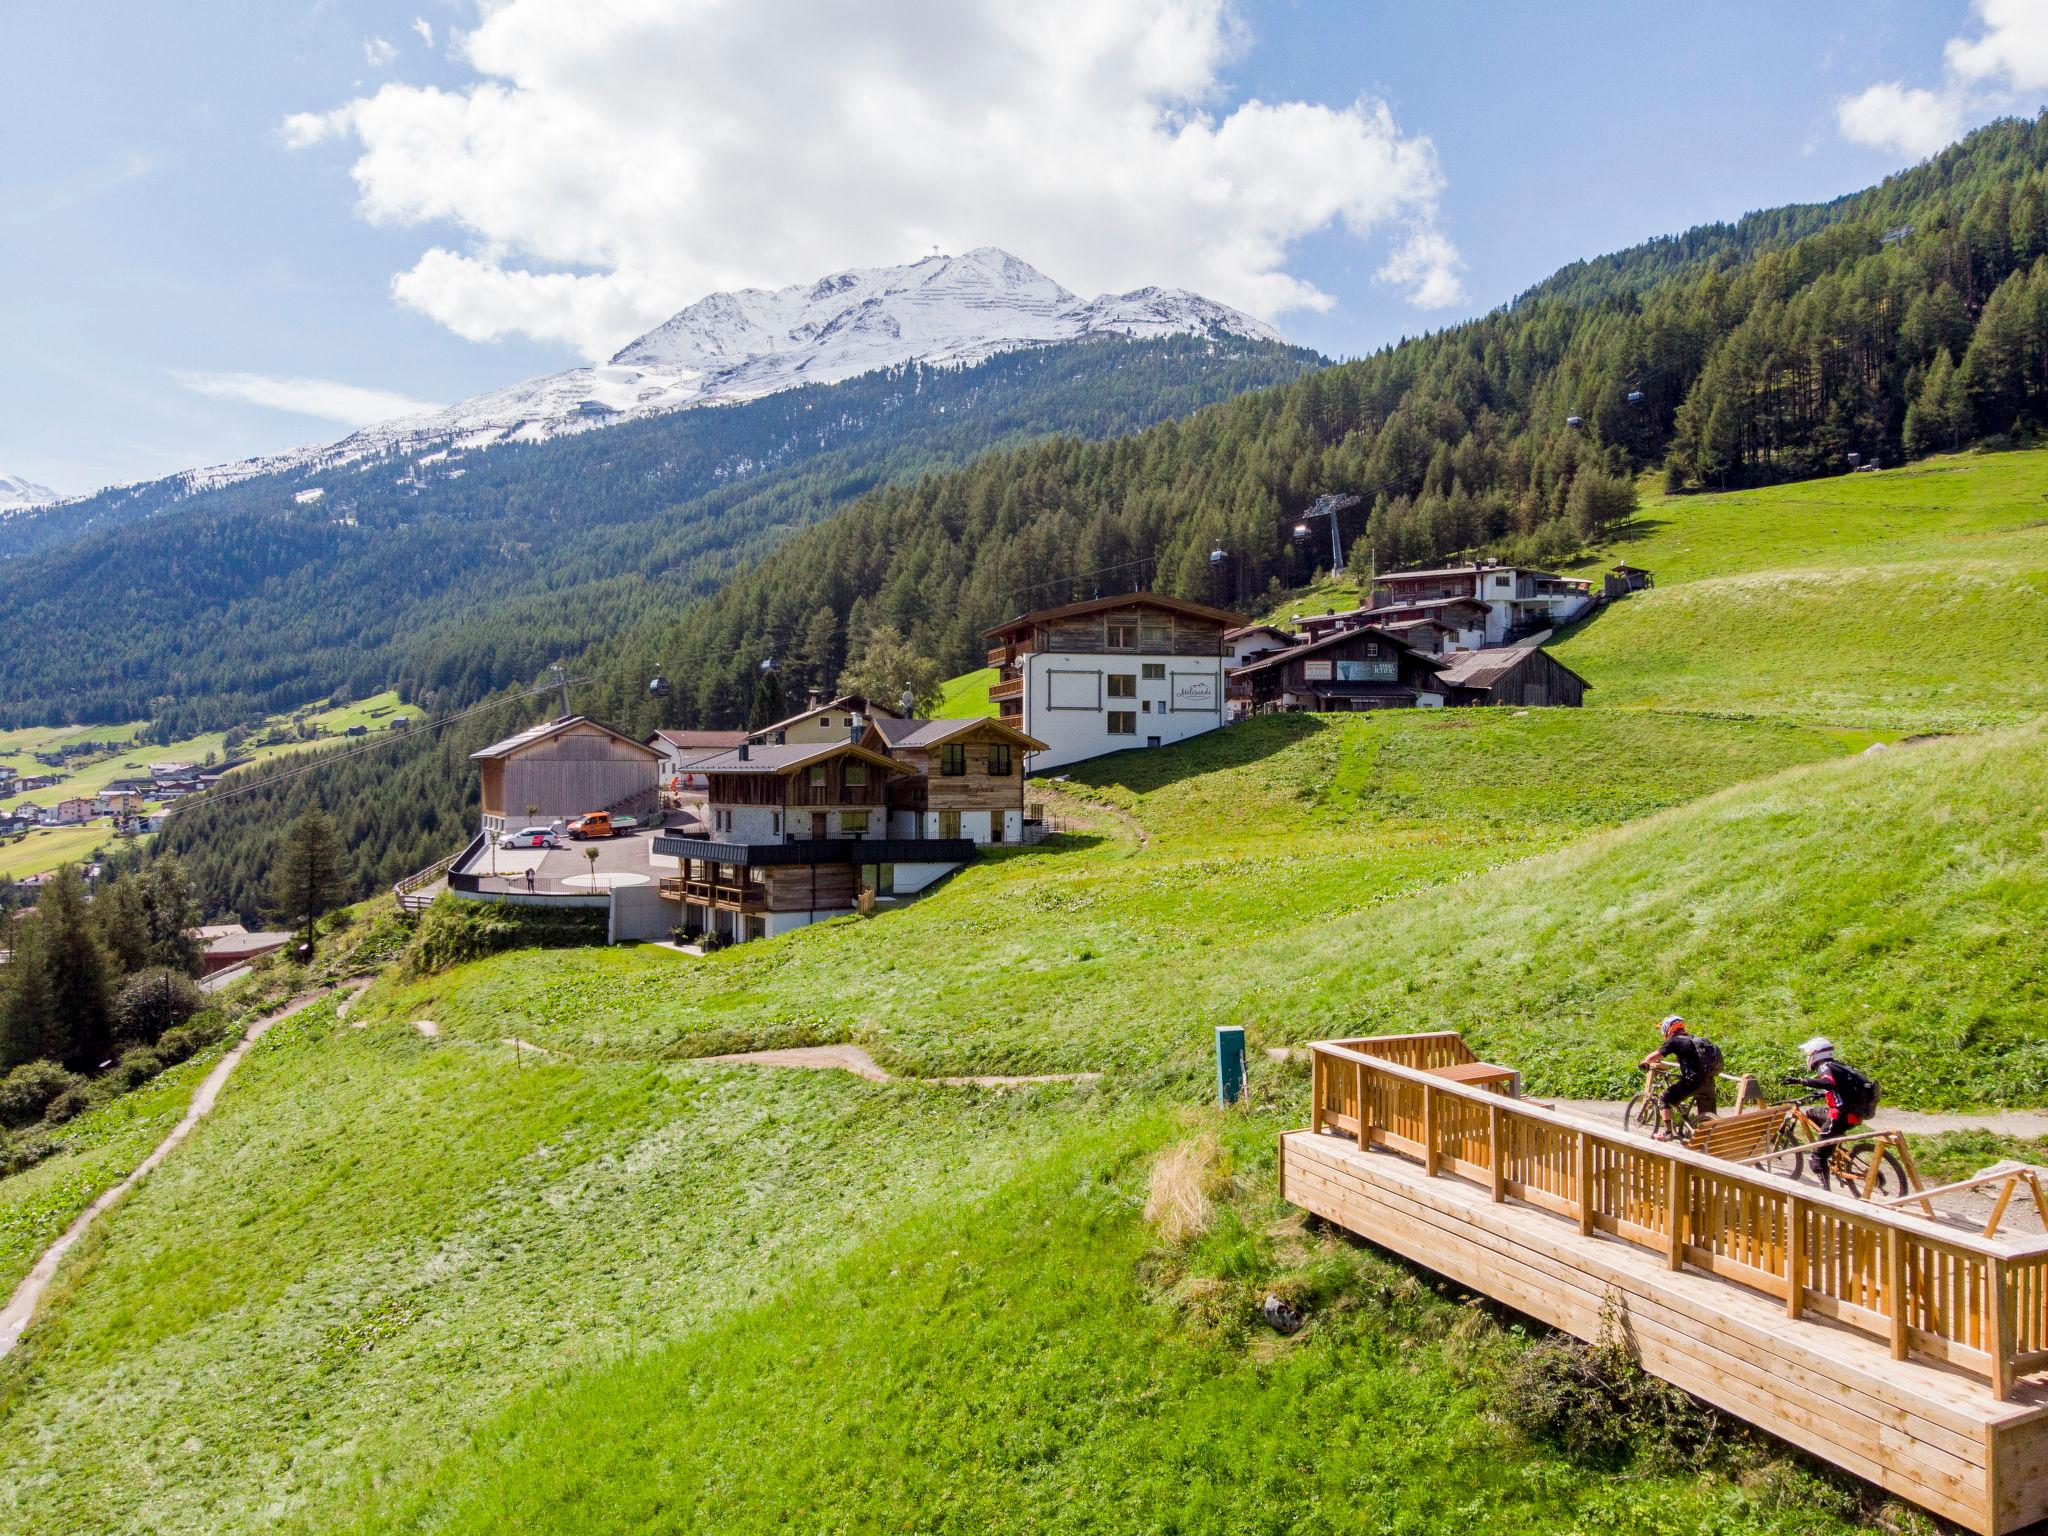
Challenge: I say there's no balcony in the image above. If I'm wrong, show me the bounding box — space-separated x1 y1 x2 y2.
658 875 765 909
985 644 1015 667
988 675 1023 703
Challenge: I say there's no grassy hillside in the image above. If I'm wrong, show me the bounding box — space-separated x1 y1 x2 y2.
1555 448 2048 727
931 667 998 719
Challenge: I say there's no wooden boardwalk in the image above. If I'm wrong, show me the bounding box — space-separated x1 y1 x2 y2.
1281 1034 2048 1535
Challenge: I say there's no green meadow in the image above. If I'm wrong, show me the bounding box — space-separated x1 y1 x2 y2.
7 451 2048 1531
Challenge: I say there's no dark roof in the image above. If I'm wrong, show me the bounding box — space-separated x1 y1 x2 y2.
692 740 910 777
1435 636 1588 692
1224 622 1299 644
203 930 293 959
1229 624 1444 679
471 716 662 762
987 591 1247 641
1375 563 1563 584
1357 596 1489 617
649 729 748 751
750 694 903 738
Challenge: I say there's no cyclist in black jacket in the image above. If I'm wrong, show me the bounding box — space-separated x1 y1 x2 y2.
1639 1015 1720 1140
1782 1036 1879 1181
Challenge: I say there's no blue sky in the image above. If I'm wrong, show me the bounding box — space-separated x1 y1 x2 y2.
1 1 2031 496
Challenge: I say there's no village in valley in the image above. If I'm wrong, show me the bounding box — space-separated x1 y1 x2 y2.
405 556 1634 947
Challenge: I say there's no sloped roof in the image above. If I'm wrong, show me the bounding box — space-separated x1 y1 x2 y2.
649 729 748 751
987 591 1246 641
750 694 903 739
470 716 662 762
691 740 910 777
868 716 1050 753
1230 624 1444 679
1435 636 1588 692
1224 622 1299 645
1375 563 1563 584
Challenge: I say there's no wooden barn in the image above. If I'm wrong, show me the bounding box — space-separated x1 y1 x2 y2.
1436 641 1589 707
470 716 665 834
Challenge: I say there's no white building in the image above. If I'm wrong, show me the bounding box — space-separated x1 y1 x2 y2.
1368 562 1595 644
986 593 1244 773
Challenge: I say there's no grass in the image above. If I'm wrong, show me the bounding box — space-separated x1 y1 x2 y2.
1555 448 2048 728
0 822 116 881
5 453 2046 1530
931 667 998 718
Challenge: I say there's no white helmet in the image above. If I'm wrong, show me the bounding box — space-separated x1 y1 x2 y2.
1800 1036 1835 1065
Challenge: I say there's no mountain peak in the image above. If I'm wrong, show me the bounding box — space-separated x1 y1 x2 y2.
0 473 57 515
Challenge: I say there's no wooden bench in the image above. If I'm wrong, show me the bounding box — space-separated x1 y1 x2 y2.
1686 1103 1786 1162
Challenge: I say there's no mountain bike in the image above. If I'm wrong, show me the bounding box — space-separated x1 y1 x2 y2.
1767 1092 1909 1198
1623 1063 1704 1140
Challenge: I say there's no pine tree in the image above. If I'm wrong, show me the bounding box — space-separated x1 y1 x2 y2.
265 808 352 956
0 910 53 1071
748 666 786 730
35 867 115 1069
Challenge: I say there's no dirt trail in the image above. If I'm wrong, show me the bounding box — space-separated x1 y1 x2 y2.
702 1043 1100 1090
0 980 369 1359
1036 786 1149 851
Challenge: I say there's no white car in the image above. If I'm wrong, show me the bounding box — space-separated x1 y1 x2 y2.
497 826 560 849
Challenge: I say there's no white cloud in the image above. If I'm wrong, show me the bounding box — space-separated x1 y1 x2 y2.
284 0 1464 359
363 35 397 68
1835 82 1967 159
1945 0 2048 91
412 17 435 49
1838 0 2046 160
174 371 439 426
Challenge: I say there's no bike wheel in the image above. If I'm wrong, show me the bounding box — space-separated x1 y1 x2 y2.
1838 1147 1910 1200
1770 1117 1813 1182
1624 1093 1660 1133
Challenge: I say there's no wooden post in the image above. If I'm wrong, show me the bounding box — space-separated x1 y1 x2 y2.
1488 1102 1506 1203
1576 1130 1595 1236
1354 1059 1369 1152
1885 1227 1909 1360
1421 1082 1438 1178
1309 1049 1324 1136
1666 1159 1687 1272
1987 1257 2014 1401
1785 1194 1804 1320
1983 1172 2019 1239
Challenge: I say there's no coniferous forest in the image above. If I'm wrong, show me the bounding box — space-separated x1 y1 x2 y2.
136 114 2048 916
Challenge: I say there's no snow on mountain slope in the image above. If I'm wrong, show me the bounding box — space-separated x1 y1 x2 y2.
145 249 1279 497
0 475 57 515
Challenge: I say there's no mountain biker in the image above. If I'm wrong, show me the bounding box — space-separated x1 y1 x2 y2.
1639 1015 1722 1140
1782 1037 1880 1181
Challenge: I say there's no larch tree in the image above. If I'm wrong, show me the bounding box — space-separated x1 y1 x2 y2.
266 808 353 956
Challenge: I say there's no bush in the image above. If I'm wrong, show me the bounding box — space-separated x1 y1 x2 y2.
156 1014 230 1065
0 1060 85 1128
1 1130 59 1176
112 1047 166 1092
401 895 608 977
42 1085 91 1124
112 967 208 1046
1501 1301 1718 1469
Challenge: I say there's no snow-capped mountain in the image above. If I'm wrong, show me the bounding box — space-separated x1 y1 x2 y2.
0 474 56 515
159 249 1281 495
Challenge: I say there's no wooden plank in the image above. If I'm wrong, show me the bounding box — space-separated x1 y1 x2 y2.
1576 1129 1593 1236
1787 1193 1805 1320
1489 1102 1506 1204
1889 1227 1911 1361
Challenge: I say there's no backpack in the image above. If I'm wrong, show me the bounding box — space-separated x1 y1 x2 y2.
1694 1037 1724 1080
1828 1062 1879 1119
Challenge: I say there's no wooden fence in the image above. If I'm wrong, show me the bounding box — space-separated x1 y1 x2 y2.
1308 1037 2048 1399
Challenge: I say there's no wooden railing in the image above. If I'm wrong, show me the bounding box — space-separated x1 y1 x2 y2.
391 833 482 914
988 676 1023 703
985 645 1014 667
1307 1038 2048 1399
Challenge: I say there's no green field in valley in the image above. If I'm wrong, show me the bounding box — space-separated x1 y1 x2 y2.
6 451 2048 1531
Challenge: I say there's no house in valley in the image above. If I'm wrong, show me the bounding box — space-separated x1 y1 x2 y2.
650 737 973 943
1231 625 1454 713
986 592 1244 772
1433 636 1590 707
47 796 94 825
469 715 664 834
868 716 1048 844
750 692 904 746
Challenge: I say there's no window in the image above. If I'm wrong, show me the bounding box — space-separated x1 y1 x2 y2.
1142 663 1165 680
938 810 961 839
940 743 967 776
1107 673 1136 698
987 743 1012 776
748 867 766 885
1141 700 1151 713
844 760 866 788
809 764 827 787
840 811 870 834
819 717 833 727
1106 622 1136 648
1107 711 1136 735
1493 574 1511 589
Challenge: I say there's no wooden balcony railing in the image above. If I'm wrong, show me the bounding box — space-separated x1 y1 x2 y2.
1307 1037 2048 1399
986 644 1015 667
657 876 765 909
988 676 1023 703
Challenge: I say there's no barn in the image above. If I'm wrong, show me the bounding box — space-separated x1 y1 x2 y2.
1436 641 1590 707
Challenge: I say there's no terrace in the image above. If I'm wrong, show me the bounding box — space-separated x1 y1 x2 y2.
1282 1033 2048 1536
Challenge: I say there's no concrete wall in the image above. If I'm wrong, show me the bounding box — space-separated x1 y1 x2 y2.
1022 651 1225 772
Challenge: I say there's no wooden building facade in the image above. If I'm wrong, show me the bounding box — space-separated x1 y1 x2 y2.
1232 626 1452 713
470 716 665 834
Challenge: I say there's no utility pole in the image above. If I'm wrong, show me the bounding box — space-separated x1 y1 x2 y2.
550 660 571 718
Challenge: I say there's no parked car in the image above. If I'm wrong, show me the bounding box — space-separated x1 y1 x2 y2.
498 826 560 849
566 811 636 839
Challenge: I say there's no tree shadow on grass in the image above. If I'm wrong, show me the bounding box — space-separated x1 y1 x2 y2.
1039 713 1330 796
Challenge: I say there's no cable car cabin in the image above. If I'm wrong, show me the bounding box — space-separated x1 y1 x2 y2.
1565 414 1584 428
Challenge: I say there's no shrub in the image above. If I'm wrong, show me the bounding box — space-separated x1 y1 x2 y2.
42 1085 91 1124
113 1047 166 1091
112 967 208 1046
401 895 608 977
1501 1300 1718 1469
1 1130 59 1176
156 1014 230 1065
0 1060 85 1128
